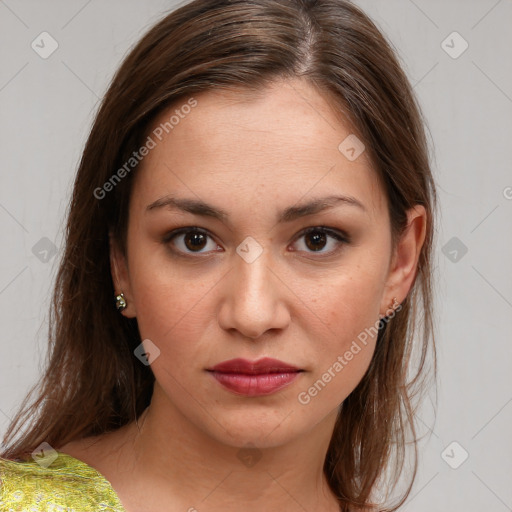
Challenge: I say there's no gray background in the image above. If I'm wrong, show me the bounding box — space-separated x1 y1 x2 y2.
1 1 511 511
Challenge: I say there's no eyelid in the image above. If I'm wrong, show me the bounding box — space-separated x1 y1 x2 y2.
161 226 210 244
291 226 351 257
161 227 220 256
297 226 351 244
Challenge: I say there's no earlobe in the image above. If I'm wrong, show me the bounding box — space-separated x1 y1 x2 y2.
109 232 137 318
380 205 427 316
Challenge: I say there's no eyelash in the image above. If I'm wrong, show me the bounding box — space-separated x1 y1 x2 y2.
162 226 351 258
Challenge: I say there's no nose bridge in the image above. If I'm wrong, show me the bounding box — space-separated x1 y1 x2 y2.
219 240 289 339
234 233 274 293
236 244 271 300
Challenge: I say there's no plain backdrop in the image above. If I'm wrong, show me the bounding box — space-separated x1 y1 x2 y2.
1 1 511 511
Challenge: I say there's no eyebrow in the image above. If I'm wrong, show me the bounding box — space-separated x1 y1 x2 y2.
146 194 366 223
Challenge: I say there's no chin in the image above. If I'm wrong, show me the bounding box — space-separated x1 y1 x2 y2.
200 408 307 450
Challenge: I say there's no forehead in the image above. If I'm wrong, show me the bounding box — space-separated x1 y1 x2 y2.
133 78 387 221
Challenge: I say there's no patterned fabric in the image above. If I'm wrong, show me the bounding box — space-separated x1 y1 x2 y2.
0 451 127 511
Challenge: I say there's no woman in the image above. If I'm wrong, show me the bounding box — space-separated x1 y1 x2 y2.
0 0 437 511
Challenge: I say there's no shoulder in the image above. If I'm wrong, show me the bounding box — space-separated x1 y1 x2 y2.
0 451 126 512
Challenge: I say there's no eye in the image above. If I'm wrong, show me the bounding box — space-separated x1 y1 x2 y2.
163 227 220 255
291 226 350 256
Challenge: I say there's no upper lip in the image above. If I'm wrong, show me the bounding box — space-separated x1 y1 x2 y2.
208 357 302 374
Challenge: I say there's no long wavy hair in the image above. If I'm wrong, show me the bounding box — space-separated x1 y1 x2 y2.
1 1 437 510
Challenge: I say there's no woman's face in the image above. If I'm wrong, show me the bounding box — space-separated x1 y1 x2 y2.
113 78 422 448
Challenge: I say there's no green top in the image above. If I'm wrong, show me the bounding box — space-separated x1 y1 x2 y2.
0 451 127 511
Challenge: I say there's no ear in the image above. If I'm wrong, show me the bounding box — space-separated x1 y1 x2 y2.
109 231 137 318
380 205 427 316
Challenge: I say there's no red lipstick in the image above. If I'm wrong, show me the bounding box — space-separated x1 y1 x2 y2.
207 357 303 396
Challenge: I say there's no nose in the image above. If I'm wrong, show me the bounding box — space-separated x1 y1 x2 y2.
217 248 291 340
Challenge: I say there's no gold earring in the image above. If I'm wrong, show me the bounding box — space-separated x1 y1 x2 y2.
115 292 127 312
380 297 400 320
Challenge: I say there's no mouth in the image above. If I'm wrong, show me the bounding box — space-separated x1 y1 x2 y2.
206 357 304 397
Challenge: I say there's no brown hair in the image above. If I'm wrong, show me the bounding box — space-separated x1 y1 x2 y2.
1 1 437 510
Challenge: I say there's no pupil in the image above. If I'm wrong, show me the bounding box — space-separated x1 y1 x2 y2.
306 231 326 251
185 232 206 251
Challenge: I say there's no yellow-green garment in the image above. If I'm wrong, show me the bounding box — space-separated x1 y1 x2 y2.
0 451 127 511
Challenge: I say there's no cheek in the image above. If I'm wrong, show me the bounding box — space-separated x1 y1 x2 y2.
295 309 379 413
298 267 385 403
312 262 385 340
127 250 216 364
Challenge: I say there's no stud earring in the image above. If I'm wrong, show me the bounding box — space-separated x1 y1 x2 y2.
379 297 400 320
115 292 127 312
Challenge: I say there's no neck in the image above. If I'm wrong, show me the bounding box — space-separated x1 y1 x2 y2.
113 383 341 512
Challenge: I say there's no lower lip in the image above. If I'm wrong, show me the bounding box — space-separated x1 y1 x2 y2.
208 371 301 396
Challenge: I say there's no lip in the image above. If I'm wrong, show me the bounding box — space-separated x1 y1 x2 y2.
209 357 301 374
207 357 303 397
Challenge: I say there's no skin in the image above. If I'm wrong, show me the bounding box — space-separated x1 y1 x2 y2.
60 77 426 512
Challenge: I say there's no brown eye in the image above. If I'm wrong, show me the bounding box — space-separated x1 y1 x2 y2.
164 228 219 255
292 227 350 256
183 231 208 251
304 230 328 251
